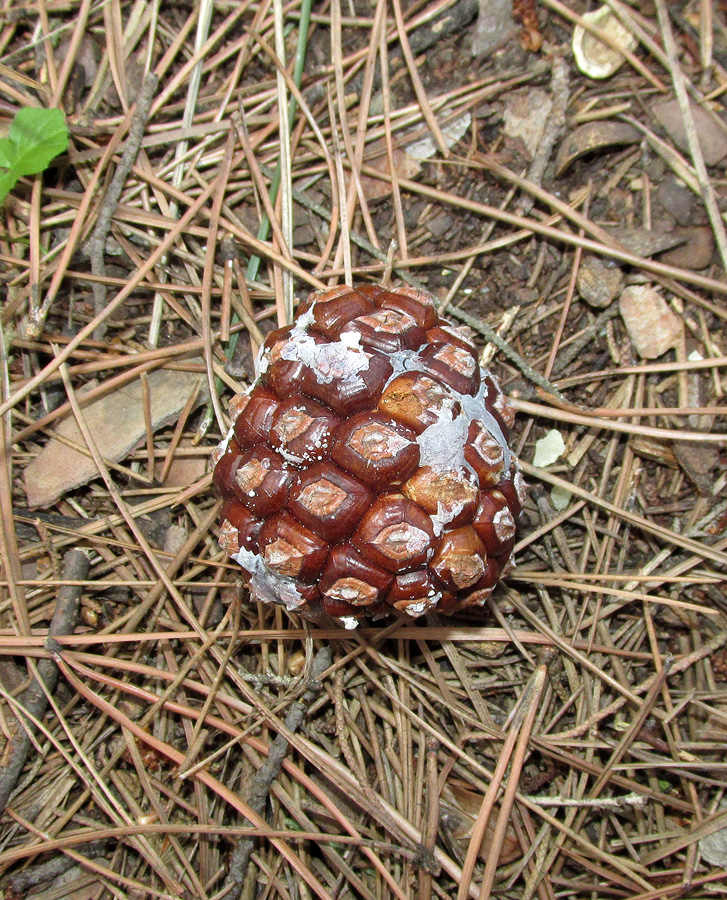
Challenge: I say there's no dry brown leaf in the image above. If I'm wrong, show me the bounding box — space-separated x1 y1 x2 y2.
671 440 720 493
440 781 521 865
658 226 715 270
603 226 686 258
629 436 679 467
360 140 422 201
361 115 470 200
24 366 209 508
503 89 552 159
162 438 209 488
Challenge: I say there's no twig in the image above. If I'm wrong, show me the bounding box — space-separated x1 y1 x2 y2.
550 304 621 376
446 306 567 401
523 793 648 809
8 840 108 894
0 547 90 814
225 646 332 898
519 57 569 215
85 72 158 341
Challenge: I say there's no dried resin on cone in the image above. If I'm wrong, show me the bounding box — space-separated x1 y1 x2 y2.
212 284 524 628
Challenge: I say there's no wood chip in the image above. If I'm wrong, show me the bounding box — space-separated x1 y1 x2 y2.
503 89 552 159
554 120 640 175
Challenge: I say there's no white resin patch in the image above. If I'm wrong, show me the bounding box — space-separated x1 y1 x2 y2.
219 301 520 622
493 506 516 541
416 400 469 472
254 342 271 378
381 346 513 541
430 497 466 535
233 546 307 611
374 523 431 561
351 422 412 462
383 348 511 475
281 330 372 386
406 597 438 616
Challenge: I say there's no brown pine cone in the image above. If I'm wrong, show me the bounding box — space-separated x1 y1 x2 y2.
212 283 524 628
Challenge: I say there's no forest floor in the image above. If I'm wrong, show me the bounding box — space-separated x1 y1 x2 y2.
1 1 727 898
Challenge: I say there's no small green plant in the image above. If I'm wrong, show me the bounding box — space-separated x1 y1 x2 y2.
0 107 69 203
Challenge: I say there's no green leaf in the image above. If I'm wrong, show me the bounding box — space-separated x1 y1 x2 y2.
0 107 68 203
0 171 16 200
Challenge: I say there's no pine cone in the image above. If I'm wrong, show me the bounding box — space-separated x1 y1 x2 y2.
213 283 524 628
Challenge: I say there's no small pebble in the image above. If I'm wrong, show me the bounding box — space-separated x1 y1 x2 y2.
577 256 623 308
619 285 682 358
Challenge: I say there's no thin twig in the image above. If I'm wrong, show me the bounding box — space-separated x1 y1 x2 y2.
0 547 90 814
224 646 333 898
519 57 569 216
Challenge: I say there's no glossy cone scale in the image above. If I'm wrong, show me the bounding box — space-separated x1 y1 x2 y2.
213 284 524 628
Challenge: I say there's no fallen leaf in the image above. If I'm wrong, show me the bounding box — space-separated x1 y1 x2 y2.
162 439 208 488
700 705 727 743
164 523 189 555
440 781 520 864
672 440 719 493
24 366 209 509
360 144 421 201
700 801 727 867
555 120 640 175
405 113 471 161
658 225 715 270
629 436 678 467
652 98 727 167
619 285 683 359
360 114 470 201
656 177 694 226
551 485 572 510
